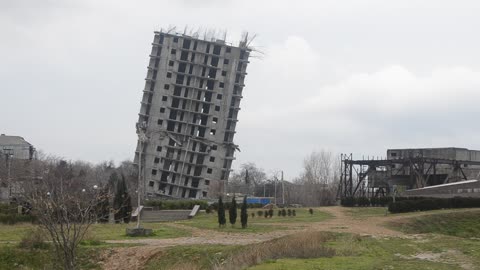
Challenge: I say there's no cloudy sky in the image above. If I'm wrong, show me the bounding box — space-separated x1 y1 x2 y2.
2 0 480 179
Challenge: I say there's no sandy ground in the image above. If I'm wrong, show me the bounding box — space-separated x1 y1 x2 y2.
99 207 474 270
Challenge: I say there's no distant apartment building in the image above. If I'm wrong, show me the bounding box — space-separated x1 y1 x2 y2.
134 30 251 199
0 134 35 160
0 134 35 201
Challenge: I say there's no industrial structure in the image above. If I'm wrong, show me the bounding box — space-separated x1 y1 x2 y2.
338 147 480 198
134 29 251 199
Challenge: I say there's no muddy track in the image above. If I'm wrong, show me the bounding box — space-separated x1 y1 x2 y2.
100 207 476 270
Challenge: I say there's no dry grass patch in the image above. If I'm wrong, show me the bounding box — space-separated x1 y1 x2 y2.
216 231 335 270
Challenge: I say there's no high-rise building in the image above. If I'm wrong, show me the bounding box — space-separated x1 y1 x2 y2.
135 30 251 199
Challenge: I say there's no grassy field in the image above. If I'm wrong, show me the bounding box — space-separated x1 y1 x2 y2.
176 208 332 233
144 231 480 270
3 207 480 269
249 233 480 270
144 244 244 270
389 209 480 238
0 241 132 270
89 222 190 240
0 221 189 269
0 222 190 243
345 207 388 218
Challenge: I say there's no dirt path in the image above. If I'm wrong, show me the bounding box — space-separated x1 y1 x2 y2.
100 207 469 270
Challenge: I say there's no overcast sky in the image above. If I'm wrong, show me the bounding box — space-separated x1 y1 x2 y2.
2 0 480 179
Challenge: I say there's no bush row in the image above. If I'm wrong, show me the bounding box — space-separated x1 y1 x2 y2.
0 213 37 224
340 196 428 207
209 202 264 211
388 197 480 213
0 203 36 224
145 199 208 210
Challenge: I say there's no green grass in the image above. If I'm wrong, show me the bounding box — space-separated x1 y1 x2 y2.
144 244 244 270
248 233 480 270
144 231 480 270
178 213 280 233
177 208 331 233
0 223 35 242
89 222 190 240
0 222 190 243
0 243 112 270
345 207 388 218
389 210 480 238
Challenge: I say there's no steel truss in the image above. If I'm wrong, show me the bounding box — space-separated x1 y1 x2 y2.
337 153 480 199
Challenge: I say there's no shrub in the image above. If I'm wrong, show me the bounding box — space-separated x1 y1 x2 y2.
281 209 286 217
251 212 255 218
241 196 248 229
257 210 264 217
278 210 282 217
357 197 370 207
0 213 36 224
340 197 355 207
388 197 480 213
145 199 208 210
292 209 296 216
264 211 268 218
268 209 274 218
229 196 237 226
218 197 226 227
18 229 49 250
308 208 313 215
287 209 292 216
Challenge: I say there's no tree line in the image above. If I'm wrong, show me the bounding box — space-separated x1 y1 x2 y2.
227 150 340 206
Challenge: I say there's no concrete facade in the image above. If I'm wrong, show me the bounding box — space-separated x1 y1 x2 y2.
0 134 35 201
0 134 35 160
134 31 251 199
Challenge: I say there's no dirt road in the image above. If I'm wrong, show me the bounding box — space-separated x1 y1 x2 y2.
100 207 463 270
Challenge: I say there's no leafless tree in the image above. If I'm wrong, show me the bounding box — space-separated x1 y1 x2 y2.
228 163 267 196
292 150 340 206
25 157 109 270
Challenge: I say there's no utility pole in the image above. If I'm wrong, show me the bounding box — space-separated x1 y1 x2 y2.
274 178 277 206
281 171 285 205
136 123 148 229
4 149 13 198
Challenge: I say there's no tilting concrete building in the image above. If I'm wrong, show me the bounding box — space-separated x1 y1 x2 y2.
134 30 251 199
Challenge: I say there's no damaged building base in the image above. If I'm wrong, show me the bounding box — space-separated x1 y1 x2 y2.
338 148 480 199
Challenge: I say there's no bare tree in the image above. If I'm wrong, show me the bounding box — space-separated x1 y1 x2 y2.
293 150 339 206
228 163 267 196
26 158 108 270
